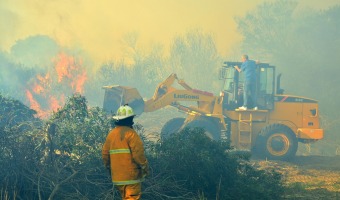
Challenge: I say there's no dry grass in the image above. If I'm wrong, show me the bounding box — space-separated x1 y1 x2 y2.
253 157 340 199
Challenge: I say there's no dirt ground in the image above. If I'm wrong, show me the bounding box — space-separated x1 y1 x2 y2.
136 108 340 199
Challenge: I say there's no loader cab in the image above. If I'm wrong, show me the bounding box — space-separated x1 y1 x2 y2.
220 62 275 110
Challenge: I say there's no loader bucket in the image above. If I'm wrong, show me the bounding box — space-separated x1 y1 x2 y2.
102 85 145 117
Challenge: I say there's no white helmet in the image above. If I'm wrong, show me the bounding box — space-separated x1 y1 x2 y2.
112 105 135 120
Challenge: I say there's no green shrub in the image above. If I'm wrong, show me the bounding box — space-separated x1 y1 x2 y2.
0 94 285 199
145 128 284 199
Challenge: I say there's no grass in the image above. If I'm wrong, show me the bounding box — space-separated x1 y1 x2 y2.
253 158 340 199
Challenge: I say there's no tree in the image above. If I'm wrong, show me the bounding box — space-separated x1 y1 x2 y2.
235 0 298 60
168 29 221 91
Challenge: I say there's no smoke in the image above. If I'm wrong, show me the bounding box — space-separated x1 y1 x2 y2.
2 0 340 64
1 0 340 121
9 35 60 69
0 0 276 64
0 51 35 99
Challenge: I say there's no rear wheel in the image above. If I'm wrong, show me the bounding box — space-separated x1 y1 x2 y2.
161 118 185 140
186 119 221 140
255 124 298 160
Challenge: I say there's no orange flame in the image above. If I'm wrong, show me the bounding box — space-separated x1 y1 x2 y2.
26 90 46 118
73 71 87 93
25 52 88 119
32 73 50 94
49 95 64 112
55 53 74 82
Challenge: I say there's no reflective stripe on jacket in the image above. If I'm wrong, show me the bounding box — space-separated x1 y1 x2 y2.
102 126 148 185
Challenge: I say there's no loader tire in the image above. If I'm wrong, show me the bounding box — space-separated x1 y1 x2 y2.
255 124 298 161
161 118 185 140
186 119 221 141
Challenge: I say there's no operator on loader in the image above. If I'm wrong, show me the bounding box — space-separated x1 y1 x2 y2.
234 54 258 110
102 105 149 200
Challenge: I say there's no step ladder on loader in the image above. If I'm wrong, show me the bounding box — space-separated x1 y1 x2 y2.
235 109 268 150
238 111 253 149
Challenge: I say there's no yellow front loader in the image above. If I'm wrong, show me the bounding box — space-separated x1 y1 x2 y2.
103 62 324 160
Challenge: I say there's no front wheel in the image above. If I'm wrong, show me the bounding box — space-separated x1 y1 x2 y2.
254 124 298 161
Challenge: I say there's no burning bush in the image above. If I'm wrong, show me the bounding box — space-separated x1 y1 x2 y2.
25 52 87 119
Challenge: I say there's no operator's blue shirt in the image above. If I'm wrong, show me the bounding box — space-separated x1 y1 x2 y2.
241 60 257 82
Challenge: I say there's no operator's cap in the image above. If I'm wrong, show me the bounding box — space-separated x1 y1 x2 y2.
112 104 135 120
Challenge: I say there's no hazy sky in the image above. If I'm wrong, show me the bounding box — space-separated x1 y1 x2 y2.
1 0 339 64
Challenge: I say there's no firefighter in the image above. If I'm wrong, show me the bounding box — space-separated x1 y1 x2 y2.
102 105 149 200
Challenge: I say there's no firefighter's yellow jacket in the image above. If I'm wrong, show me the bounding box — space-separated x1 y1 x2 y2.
102 126 148 185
